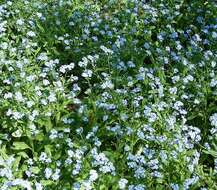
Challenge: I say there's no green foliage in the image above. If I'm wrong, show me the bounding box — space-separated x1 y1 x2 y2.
0 0 217 189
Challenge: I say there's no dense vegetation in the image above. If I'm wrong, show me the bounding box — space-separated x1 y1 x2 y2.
0 0 217 189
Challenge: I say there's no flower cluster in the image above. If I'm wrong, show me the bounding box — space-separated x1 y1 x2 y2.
0 0 217 189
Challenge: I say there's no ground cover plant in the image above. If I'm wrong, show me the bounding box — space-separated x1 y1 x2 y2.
0 0 217 189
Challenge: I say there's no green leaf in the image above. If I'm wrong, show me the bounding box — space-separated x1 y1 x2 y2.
40 180 53 186
12 156 21 170
0 145 8 159
12 142 31 150
45 119 52 133
35 133 44 141
31 166 40 174
36 21 45 33
99 185 107 190
17 151 29 158
45 145 52 157
0 134 8 140
202 149 217 157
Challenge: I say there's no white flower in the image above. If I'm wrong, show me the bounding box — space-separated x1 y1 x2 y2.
82 69 93 78
15 92 24 102
35 182 43 190
100 45 113 54
212 32 217 38
27 101 34 108
210 113 217 128
7 1 12 5
45 168 52 179
39 152 48 162
12 129 22 137
210 78 217 87
101 80 114 89
78 57 89 67
1 42 8 49
27 31 36 37
13 111 24 120
6 109 13 116
89 170 98 182
49 129 58 139
169 87 177 95
194 99 200 104
16 19 24 25
48 92 56 102
43 79 50 86
26 75 36 82
41 99 47 105
4 92 13 99
52 169 60 180
36 12 42 18
82 181 92 190
211 61 216 68
37 53 48 61
73 182 81 190
7 179 32 190
118 178 128 189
